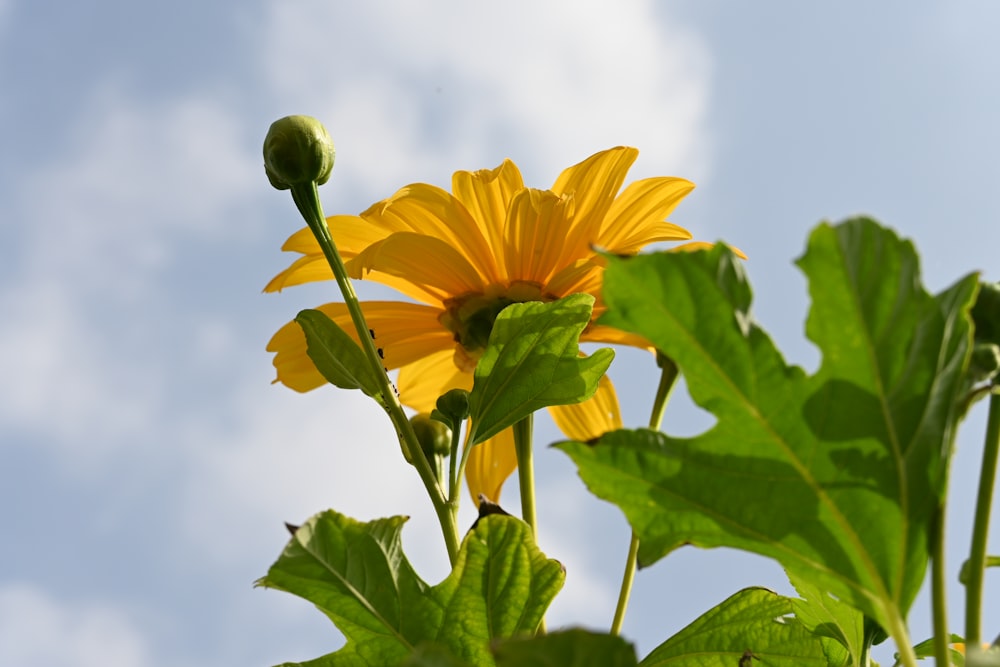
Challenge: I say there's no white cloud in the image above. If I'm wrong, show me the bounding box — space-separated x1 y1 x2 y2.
0 86 263 449
0 585 153 667
175 383 466 580
258 0 712 200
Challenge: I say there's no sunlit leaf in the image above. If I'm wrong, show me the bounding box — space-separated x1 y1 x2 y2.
468 293 614 445
559 218 978 644
639 587 840 666
788 571 864 665
296 309 384 401
493 628 638 667
257 511 564 666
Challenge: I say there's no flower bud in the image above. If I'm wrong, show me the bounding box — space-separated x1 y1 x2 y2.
435 388 471 424
403 414 452 465
263 115 335 190
972 281 1000 346
969 342 1000 384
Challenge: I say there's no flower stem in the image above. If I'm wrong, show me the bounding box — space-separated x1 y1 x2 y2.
289 182 461 565
965 390 1000 646
513 413 544 633
513 414 537 539
930 502 950 667
610 356 679 636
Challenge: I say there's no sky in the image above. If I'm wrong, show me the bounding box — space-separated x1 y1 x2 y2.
2 1 1000 665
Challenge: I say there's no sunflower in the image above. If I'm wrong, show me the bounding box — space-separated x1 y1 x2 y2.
266 146 706 503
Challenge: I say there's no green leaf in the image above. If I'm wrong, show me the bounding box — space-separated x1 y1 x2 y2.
788 571 864 665
909 634 966 666
559 218 978 643
257 510 565 667
493 628 638 667
467 293 614 445
296 309 383 400
639 587 839 666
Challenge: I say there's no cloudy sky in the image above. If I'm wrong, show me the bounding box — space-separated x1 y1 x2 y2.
2 1 999 665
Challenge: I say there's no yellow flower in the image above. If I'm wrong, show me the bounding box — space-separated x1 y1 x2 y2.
266 147 706 503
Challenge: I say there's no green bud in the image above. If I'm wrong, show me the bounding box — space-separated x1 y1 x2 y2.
969 342 1000 384
434 388 471 426
403 414 452 465
263 115 335 190
972 281 1000 347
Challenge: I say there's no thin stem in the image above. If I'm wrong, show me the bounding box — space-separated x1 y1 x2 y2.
289 183 461 564
930 502 950 667
610 356 680 636
513 414 537 539
965 391 1000 646
513 413 544 634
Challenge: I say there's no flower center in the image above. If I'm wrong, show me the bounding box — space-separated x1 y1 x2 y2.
440 281 551 372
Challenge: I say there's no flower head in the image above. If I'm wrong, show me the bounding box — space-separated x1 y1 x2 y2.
266 147 708 502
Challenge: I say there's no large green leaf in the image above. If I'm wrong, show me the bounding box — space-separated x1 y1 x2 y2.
257 511 564 667
787 571 865 665
296 309 384 401
467 294 614 445
493 628 638 667
559 218 977 644
639 587 841 666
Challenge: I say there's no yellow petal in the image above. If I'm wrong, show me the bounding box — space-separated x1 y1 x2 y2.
452 159 525 275
598 177 695 253
267 302 453 393
545 258 603 299
551 147 638 224
362 184 500 283
547 374 622 441
465 426 517 505
502 189 576 284
265 215 395 292
264 254 333 293
582 323 652 350
347 233 487 305
671 240 748 260
397 349 473 413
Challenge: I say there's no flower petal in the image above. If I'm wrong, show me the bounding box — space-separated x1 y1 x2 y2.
347 233 488 305
547 374 622 441
264 215 396 293
598 177 695 253
503 188 576 284
267 302 452 393
362 184 500 282
397 348 472 413
582 322 652 350
465 426 517 505
551 147 638 222
671 240 748 259
452 159 525 275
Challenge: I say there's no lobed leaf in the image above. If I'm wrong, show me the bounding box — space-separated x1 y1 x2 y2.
639 587 840 666
559 218 978 643
493 628 638 667
257 510 564 667
467 293 614 445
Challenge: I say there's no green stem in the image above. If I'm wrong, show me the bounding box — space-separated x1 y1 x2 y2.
610 356 680 636
930 502 950 667
289 183 461 565
513 414 537 539
965 391 1000 647
513 413 544 634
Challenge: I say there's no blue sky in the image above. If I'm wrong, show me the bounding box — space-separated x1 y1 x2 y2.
2 2 999 665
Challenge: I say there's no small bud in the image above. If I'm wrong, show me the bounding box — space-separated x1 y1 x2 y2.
263 115 335 190
970 342 1000 384
434 388 471 426
973 281 1000 347
403 414 452 465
